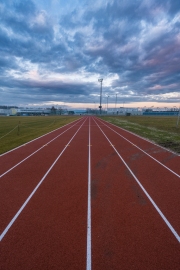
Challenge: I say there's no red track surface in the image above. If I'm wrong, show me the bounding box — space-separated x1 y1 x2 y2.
0 116 180 269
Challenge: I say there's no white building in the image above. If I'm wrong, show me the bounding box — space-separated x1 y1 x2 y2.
17 108 51 116
107 107 142 115
0 108 17 116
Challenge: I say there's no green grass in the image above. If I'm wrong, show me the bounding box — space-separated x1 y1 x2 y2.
99 115 180 153
0 116 81 154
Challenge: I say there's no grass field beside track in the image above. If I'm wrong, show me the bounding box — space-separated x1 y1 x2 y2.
0 116 81 154
100 115 180 153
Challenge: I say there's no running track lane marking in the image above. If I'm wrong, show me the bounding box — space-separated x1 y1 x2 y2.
0 118 87 241
0 118 84 179
97 117 180 157
93 118 180 243
96 118 180 178
0 117 83 157
86 117 92 270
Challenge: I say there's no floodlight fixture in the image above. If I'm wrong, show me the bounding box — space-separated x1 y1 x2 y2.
98 78 103 114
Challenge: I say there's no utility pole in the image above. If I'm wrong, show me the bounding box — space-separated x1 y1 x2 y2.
115 93 117 114
106 95 109 114
98 78 103 114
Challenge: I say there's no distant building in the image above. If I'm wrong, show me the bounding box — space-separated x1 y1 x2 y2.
17 108 51 116
143 110 179 116
0 108 17 116
106 107 179 116
74 110 86 115
107 107 142 115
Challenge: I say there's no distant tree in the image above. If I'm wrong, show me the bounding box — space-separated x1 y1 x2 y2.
51 106 57 115
86 108 92 114
57 107 63 115
68 111 75 115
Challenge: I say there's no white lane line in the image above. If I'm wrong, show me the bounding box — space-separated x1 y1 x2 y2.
93 118 180 243
86 117 92 270
0 117 83 157
95 118 180 178
0 118 84 179
97 117 180 156
0 118 87 241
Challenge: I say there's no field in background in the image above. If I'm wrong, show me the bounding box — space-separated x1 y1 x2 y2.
100 115 180 153
0 116 80 154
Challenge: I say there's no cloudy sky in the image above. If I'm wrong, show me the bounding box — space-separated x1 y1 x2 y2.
0 0 180 109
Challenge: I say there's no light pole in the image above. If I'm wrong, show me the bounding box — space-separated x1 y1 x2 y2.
98 78 103 114
115 93 118 114
137 107 139 115
106 95 109 114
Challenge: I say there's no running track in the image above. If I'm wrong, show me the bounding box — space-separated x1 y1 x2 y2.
0 116 180 269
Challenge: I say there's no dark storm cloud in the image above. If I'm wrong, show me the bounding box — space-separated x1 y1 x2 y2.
12 78 91 95
14 0 36 15
0 72 97 97
0 0 180 106
168 0 180 15
0 0 54 57
2 0 53 39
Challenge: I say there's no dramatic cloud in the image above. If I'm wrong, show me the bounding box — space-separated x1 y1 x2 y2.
0 0 180 108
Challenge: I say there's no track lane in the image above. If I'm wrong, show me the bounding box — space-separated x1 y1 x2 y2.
0 117 83 176
97 117 180 175
94 117 180 236
86 117 92 270
0 117 89 269
0 119 86 234
91 117 180 269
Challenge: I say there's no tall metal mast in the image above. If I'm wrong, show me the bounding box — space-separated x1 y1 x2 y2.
98 78 103 114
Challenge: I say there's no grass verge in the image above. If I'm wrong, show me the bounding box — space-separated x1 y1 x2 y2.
99 115 180 154
0 116 80 154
